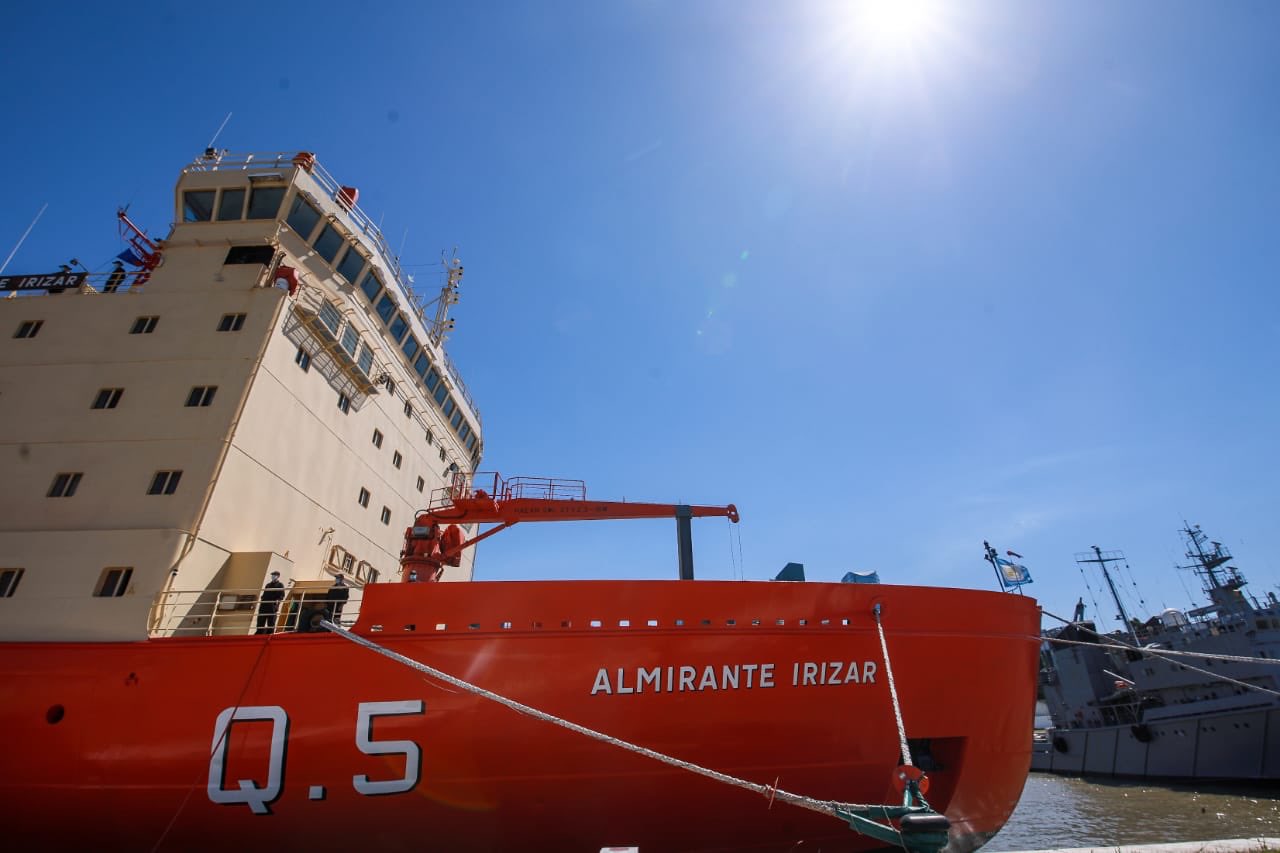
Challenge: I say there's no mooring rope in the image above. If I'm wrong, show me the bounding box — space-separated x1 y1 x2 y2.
319 620 881 820
873 603 913 767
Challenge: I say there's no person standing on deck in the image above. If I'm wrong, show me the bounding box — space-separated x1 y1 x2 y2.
257 570 285 635
327 574 350 623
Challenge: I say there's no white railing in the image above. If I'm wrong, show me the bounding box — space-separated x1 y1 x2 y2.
150 586 362 638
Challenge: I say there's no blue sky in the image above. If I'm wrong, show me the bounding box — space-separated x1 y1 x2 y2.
3 1 1278 632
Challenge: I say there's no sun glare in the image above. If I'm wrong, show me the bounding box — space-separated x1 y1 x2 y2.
852 0 944 58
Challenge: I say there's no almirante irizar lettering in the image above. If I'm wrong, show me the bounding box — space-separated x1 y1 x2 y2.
590 660 878 696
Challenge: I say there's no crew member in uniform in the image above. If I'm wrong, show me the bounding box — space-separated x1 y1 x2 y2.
257 570 285 634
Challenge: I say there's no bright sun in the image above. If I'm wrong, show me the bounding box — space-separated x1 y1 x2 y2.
851 0 944 59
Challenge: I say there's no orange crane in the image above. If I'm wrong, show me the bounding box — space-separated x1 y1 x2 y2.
401 472 739 582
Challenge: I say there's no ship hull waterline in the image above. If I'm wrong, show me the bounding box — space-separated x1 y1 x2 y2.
1 580 1040 851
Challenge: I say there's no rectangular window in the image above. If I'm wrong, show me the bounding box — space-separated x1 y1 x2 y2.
359 271 382 303
393 451 403 469
313 223 344 264
439 447 447 462
295 346 311 372
130 316 158 334
247 185 286 219
335 246 365 283
337 392 351 414
95 567 133 598
466 434 477 452
148 470 183 495
14 320 42 339
217 313 246 332
356 343 374 378
372 429 384 448
416 476 425 493
224 245 275 265
425 429 435 445
413 352 431 379
358 487 370 508
0 568 23 598
341 553 355 572
375 293 397 324
425 367 440 392
216 188 246 221
401 334 419 362
383 377 396 396
186 386 217 407
92 387 124 409
404 400 413 418
442 396 455 418
388 313 408 342
183 190 215 222
458 423 470 442
433 383 448 405
451 410 463 430
380 507 391 525
48 472 83 498
286 195 322 240
341 324 360 357
317 301 342 337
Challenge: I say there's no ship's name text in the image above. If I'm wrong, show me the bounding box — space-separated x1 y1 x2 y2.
590 660 877 696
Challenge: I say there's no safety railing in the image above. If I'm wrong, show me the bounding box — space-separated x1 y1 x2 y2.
150 586 362 638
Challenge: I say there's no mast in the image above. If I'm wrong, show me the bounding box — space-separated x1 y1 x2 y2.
1076 546 1140 646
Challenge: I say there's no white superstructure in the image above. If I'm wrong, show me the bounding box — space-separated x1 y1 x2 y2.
0 151 483 640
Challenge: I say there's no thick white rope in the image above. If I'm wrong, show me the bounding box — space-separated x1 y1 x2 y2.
319 620 881 819
873 604 913 767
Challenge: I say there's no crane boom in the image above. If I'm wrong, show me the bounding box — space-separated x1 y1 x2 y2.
400 473 739 582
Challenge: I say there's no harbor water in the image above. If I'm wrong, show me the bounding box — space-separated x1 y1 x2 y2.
985 774 1280 851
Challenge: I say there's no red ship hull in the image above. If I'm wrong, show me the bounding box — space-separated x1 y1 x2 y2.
0 580 1038 852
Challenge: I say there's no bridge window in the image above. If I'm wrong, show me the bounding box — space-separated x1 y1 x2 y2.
433 383 447 405
217 188 246 221
0 568 23 598
313 223 344 264
451 410 463 430
336 246 365 284
401 334 419 362
413 352 430 379
341 324 360 357
458 423 470 442
359 271 382 303
183 191 215 222
95 567 133 598
247 185 286 220
356 344 374 378
389 313 409 343
224 245 275 265
92 388 124 410
130 316 158 334
286 196 322 240
48 472 82 498
376 293 397 324
424 367 440 392
442 397 455 418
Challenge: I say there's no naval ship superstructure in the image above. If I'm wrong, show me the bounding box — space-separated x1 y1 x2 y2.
0 149 482 640
1034 524 1280 780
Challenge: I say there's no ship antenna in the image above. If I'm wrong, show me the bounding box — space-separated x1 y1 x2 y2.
0 202 49 276
206 112 232 152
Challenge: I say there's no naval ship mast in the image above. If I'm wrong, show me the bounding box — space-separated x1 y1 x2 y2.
1075 546 1141 646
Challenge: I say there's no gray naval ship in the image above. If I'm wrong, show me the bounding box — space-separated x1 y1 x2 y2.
1033 524 1280 781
